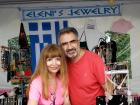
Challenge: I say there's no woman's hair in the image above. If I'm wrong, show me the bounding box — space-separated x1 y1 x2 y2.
26 44 68 99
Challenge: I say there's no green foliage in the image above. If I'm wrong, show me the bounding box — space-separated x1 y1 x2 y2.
105 31 132 78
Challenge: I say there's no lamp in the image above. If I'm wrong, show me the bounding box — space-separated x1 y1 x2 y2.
108 0 115 5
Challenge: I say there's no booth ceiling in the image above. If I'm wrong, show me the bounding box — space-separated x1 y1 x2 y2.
0 0 139 5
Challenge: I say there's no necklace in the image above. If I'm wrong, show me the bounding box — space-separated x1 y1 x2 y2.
50 91 56 105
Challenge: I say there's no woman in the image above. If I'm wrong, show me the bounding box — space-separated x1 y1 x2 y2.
27 44 70 105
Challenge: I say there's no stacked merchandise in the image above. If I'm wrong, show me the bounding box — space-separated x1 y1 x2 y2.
96 62 130 105
0 70 17 105
131 95 140 105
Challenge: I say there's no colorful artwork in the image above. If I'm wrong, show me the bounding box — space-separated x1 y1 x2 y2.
8 36 31 73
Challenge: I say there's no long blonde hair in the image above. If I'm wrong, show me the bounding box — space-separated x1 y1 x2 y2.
27 44 68 99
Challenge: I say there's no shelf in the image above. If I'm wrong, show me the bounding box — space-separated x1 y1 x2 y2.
105 69 129 74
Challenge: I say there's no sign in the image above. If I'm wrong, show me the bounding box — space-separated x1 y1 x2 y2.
21 4 121 20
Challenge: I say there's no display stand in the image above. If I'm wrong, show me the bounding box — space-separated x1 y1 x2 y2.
105 61 132 104
13 76 29 105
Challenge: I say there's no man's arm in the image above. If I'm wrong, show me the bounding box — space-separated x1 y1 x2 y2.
102 76 114 95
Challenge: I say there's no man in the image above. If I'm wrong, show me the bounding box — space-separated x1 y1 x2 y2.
58 27 110 105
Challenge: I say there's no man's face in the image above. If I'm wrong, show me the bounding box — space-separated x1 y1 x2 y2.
59 32 80 60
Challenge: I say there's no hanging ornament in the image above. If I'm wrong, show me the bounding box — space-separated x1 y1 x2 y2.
108 0 115 5
18 22 29 49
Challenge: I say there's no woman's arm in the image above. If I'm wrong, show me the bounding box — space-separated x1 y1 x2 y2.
63 90 71 105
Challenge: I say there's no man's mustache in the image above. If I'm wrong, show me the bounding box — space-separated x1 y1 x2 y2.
66 48 76 53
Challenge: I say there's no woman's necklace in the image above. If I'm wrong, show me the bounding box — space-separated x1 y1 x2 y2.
50 91 56 105
49 78 57 105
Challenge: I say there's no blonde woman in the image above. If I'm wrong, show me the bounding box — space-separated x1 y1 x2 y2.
27 44 70 105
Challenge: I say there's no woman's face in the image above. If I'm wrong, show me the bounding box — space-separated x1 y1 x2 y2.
46 57 61 74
